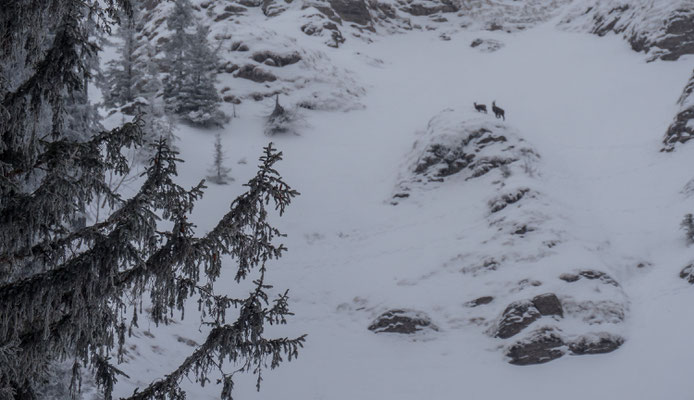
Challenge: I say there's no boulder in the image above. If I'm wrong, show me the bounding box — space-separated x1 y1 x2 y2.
234 64 277 83
495 300 541 339
568 332 624 355
368 309 438 334
506 327 566 365
466 296 494 307
532 293 563 318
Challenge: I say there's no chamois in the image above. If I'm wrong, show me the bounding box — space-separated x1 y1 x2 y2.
474 102 487 114
492 101 505 121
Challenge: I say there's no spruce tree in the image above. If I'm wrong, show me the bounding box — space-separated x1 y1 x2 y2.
162 2 226 127
102 4 145 110
207 133 232 185
0 1 303 399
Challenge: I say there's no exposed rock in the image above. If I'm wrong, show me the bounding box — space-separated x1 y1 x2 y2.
231 41 250 52
506 327 566 365
222 95 241 104
301 20 345 48
251 51 302 67
328 0 371 26
489 188 531 213
559 270 619 287
466 296 494 307
262 0 288 17
413 128 512 178
234 64 277 83
368 309 438 334
238 0 262 7
532 293 563 318
399 0 459 16
462 257 499 275
568 332 624 355
219 61 240 74
495 300 541 339
470 38 505 53
560 2 694 61
512 224 535 235
680 263 694 284
663 69 694 152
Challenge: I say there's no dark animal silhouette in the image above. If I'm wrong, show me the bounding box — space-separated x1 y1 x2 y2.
474 102 487 114
492 101 505 121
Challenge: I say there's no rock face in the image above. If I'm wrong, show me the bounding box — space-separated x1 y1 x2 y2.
368 309 438 334
663 69 694 152
506 327 566 365
560 1 694 61
568 333 624 355
398 0 459 16
328 0 372 25
680 263 694 284
401 109 539 188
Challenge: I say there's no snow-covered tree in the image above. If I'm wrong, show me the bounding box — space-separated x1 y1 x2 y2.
102 4 145 110
682 213 694 244
207 133 233 184
0 2 303 399
265 94 299 136
162 1 226 127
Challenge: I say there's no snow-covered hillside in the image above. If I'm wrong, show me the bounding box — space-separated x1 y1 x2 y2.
106 0 694 399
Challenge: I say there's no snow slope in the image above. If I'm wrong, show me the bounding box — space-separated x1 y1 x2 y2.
110 5 694 400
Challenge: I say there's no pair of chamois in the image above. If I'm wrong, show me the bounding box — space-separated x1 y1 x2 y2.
474 101 505 120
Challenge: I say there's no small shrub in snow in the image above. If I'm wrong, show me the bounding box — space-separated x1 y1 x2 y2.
265 95 301 136
682 213 694 244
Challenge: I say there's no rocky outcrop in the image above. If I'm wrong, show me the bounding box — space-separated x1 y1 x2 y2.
397 0 459 16
506 327 566 365
568 332 624 355
560 1 694 61
507 329 623 365
559 270 620 287
495 294 563 339
402 110 539 188
488 188 531 213
663 69 694 152
680 263 694 284
368 309 438 334
328 0 372 26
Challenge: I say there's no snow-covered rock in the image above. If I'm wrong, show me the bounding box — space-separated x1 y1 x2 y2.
559 0 694 61
368 309 439 334
663 69 694 151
